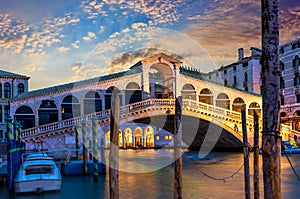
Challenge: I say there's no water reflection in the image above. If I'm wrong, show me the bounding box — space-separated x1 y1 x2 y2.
1 151 300 198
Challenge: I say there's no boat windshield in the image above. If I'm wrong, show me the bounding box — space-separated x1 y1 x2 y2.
25 165 54 175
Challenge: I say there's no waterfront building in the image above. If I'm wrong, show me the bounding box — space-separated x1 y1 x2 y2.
204 38 300 132
0 70 30 139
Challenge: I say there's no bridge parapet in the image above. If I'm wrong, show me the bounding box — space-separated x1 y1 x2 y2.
20 98 295 143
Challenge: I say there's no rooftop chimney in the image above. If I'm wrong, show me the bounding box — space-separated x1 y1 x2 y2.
238 48 244 61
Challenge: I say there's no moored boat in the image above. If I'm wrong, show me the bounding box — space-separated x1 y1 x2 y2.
14 158 62 193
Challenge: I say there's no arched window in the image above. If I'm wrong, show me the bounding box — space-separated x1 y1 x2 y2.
14 106 35 129
244 72 248 82
181 84 196 100
39 100 58 125
293 56 300 67
294 74 300 86
61 95 80 120
84 91 102 114
216 93 230 109
4 83 11 98
4 105 10 119
125 82 141 104
248 102 261 116
18 83 25 94
224 79 227 86
280 77 285 89
199 88 213 105
105 86 121 110
280 112 286 118
280 61 284 71
232 97 245 112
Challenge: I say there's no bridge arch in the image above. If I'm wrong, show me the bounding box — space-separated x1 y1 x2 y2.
84 91 102 114
216 93 230 109
232 97 245 112
38 100 58 125
199 88 213 105
181 84 196 100
125 82 142 104
149 63 174 99
14 105 35 129
61 95 81 120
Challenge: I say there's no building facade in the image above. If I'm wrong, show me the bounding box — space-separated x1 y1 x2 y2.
0 70 30 138
203 38 300 132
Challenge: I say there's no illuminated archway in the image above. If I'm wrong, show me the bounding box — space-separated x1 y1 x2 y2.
232 97 245 112
124 128 133 148
134 127 143 148
144 126 154 148
105 129 123 148
199 88 213 105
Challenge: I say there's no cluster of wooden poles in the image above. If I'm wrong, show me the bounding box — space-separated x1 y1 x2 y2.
5 116 26 194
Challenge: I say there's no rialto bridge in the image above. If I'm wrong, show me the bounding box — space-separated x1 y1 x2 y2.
10 53 297 151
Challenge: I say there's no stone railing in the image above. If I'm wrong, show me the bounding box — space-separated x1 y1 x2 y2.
21 98 294 140
21 98 175 138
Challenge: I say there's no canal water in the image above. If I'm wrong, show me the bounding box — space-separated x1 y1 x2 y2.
1 150 300 198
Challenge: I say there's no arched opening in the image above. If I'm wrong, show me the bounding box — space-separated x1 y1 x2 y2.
124 128 133 148
38 100 58 125
4 83 11 98
105 86 121 110
17 83 25 95
248 102 261 116
181 84 196 100
105 129 123 148
293 110 300 117
134 127 143 148
118 129 123 147
149 64 174 99
144 126 154 148
280 112 286 118
61 95 81 120
199 88 213 105
14 106 35 129
125 82 142 104
216 93 230 109
84 91 102 115
232 97 245 112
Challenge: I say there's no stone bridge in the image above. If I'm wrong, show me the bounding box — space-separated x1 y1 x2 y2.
20 99 295 151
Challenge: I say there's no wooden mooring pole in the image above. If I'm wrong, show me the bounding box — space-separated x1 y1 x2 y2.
92 117 99 181
261 0 282 198
253 110 259 199
174 96 183 199
109 90 120 199
82 121 88 175
241 105 250 199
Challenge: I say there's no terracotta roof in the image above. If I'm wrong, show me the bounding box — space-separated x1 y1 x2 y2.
0 69 30 79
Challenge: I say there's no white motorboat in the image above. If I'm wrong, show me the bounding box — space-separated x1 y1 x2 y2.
24 153 53 161
14 159 62 193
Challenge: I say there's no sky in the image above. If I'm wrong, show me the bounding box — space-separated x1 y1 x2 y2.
0 0 299 90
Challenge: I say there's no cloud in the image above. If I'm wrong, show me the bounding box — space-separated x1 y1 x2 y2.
80 0 184 25
57 46 70 52
83 31 96 41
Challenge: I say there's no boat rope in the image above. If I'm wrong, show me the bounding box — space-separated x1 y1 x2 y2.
283 152 300 182
185 152 250 183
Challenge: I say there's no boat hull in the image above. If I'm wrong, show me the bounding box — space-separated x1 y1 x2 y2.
14 179 61 193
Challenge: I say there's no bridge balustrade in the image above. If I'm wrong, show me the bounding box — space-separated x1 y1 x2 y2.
20 98 295 142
